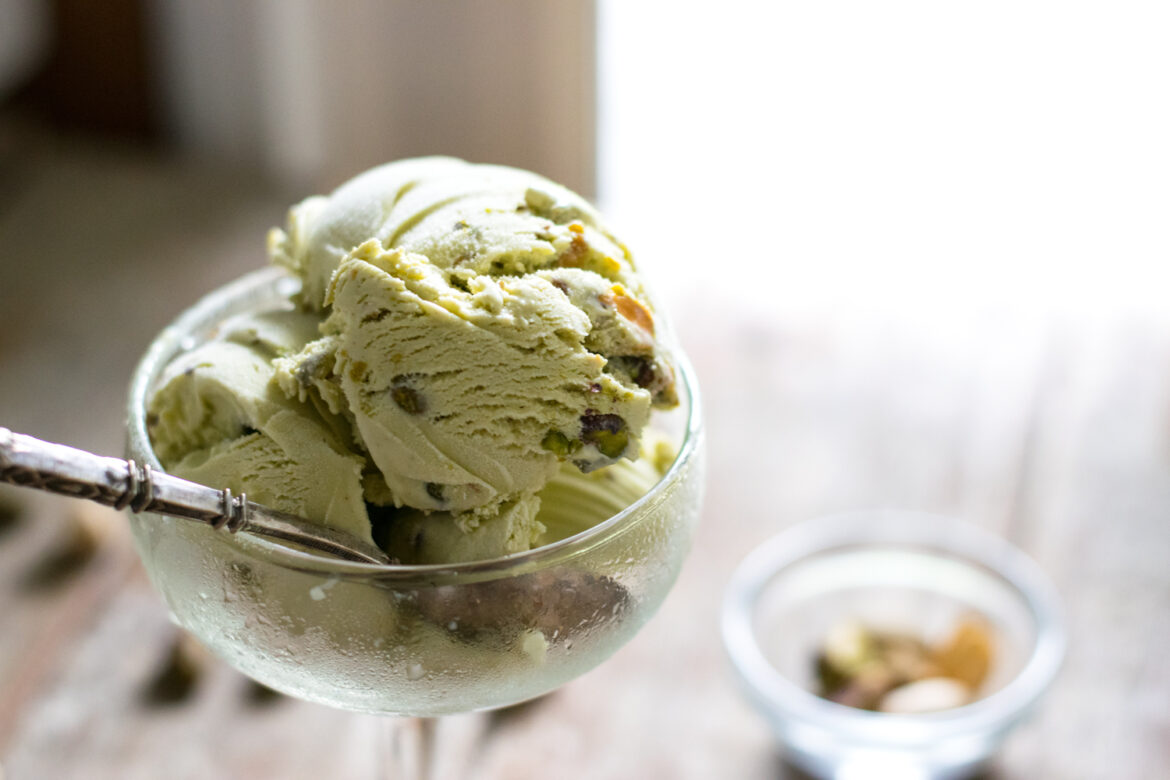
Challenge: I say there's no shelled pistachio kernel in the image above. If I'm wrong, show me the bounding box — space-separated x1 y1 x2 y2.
391 386 425 414
580 413 629 459
541 429 580 458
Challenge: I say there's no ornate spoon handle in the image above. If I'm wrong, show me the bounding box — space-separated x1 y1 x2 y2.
0 427 390 565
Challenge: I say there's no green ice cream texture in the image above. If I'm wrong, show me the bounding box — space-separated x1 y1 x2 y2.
146 157 679 563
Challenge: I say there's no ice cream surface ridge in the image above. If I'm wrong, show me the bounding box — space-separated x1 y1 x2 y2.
148 157 678 563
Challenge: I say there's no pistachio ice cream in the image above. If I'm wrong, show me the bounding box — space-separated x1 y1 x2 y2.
147 157 678 563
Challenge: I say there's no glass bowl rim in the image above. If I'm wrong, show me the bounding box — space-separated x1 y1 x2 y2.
126 266 704 583
720 510 1066 745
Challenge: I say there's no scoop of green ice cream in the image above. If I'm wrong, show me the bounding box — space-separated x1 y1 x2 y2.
268 157 640 313
270 159 677 516
146 310 374 546
150 157 678 563
375 492 545 565
275 239 652 513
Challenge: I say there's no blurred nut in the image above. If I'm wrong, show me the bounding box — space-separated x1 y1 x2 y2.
882 633 941 682
821 620 877 676
935 616 994 689
244 680 285 707
825 660 894 710
879 677 972 714
20 502 112 591
0 494 22 538
142 632 209 706
814 615 996 712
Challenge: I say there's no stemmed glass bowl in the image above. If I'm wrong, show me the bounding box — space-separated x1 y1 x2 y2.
125 267 705 717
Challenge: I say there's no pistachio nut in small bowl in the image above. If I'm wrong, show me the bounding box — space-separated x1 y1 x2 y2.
721 512 1064 780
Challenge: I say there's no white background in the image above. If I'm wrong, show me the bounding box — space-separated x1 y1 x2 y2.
598 2 1170 322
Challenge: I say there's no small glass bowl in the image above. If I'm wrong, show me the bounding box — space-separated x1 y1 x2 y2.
721 511 1064 780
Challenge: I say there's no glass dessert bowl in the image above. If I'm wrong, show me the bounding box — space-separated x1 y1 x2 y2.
722 512 1064 780
126 267 705 716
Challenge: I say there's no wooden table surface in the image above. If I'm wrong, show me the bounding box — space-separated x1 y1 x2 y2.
1 139 1167 779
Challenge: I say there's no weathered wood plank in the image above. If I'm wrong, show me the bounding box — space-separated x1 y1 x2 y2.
4 582 382 780
0 495 136 751
999 319 1170 778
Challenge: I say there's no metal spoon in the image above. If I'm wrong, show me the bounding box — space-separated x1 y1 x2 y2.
0 427 391 565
